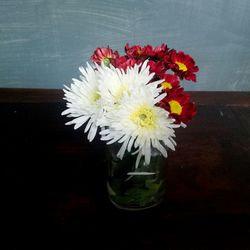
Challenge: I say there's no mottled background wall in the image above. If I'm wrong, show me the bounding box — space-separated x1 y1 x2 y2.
0 0 250 90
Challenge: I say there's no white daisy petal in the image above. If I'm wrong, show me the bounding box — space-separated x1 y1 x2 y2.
71 116 90 128
154 140 168 158
84 118 94 133
127 135 136 152
144 139 151 165
117 137 130 159
135 150 143 168
87 124 98 142
163 138 176 151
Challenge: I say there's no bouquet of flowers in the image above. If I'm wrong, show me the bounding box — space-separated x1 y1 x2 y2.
62 43 199 168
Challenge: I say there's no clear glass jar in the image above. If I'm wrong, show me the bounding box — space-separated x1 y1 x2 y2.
106 143 167 211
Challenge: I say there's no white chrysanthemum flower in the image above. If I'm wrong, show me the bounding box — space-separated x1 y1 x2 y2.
100 87 180 168
96 60 163 108
61 62 103 142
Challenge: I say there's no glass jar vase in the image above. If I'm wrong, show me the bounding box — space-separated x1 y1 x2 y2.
106 143 167 211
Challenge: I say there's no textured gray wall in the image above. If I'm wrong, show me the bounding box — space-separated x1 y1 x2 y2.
0 0 250 90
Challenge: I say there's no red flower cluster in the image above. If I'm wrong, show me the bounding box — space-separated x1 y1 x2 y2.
90 43 199 124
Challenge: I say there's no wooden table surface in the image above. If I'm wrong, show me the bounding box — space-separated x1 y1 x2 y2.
1 89 250 249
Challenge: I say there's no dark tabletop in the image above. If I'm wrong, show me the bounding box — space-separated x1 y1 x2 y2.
1 89 250 249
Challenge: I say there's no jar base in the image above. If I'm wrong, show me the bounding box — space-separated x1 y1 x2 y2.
109 197 163 211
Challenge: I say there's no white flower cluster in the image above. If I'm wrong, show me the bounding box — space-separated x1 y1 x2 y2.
62 61 179 167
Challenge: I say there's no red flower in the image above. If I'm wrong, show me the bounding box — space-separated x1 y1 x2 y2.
160 74 180 92
125 43 154 59
158 88 197 124
147 60 166 78
168 51 199 82
111 56 139 71
152 43 169 60
91 47 119 66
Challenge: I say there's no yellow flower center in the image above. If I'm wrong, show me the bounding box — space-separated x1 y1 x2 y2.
90 90 101 103
130 105 156 128
161 81 172 90
114 84 129 103
169 100 182 115
176 61 187 71
102 58 110 66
